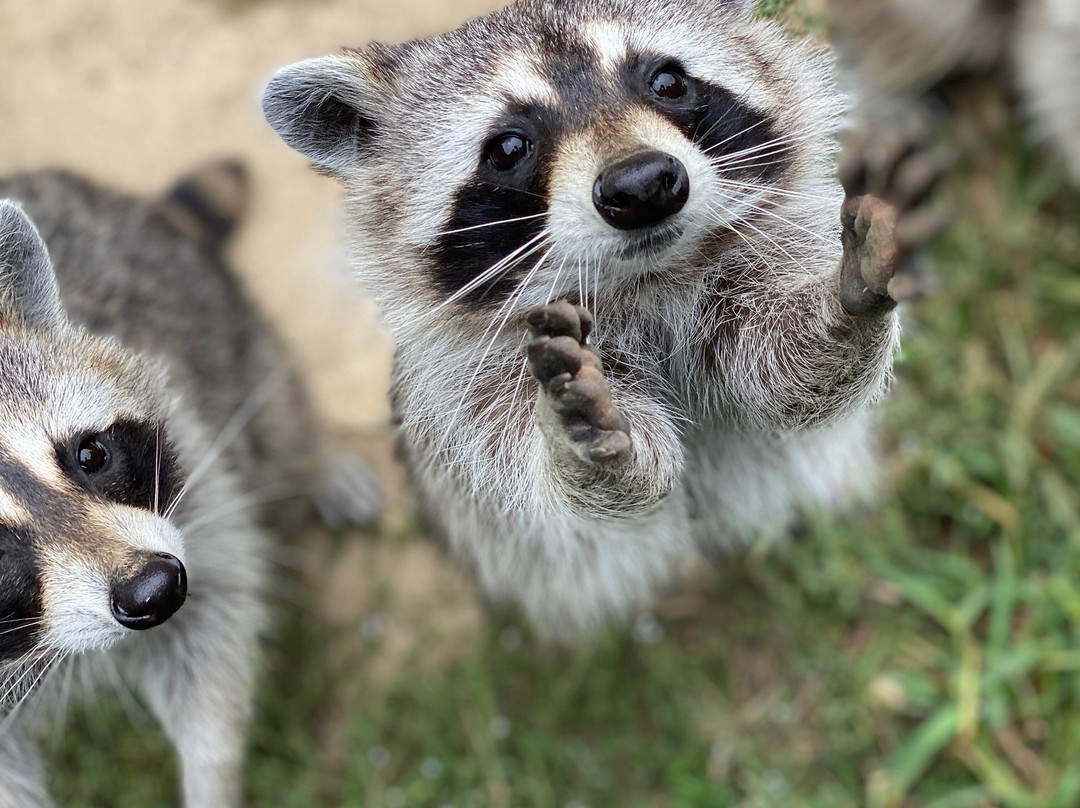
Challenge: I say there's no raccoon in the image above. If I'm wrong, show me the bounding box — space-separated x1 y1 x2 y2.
829 0 1080 182
262 0 945 638
0 165 369 807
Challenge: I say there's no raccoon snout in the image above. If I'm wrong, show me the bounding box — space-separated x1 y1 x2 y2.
109 552 188 631
592 151 689 231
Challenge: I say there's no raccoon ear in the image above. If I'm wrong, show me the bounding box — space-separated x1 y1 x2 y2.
0 201 67 332
262 55 383 176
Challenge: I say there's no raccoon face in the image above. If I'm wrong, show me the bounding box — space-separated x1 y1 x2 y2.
264 0 841 313
0 202 188 687
426 51 781 306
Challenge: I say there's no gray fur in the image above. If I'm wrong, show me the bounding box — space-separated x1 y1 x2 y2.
0 203 65 333
0 170 330 807
262 56 384 177
1015 0 1080 182
830 0 1080 182
265 0 901 638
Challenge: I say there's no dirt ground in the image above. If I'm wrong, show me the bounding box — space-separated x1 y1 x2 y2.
0 0 507 664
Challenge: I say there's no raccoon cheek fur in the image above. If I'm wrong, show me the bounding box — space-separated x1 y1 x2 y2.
263 0 923 637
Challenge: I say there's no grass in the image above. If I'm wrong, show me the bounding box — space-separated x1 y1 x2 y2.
44 17 1080 808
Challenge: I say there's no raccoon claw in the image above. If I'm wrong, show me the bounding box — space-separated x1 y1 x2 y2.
528 301 631 466
528 335 585 388
528 302 593 343
838 124 952 316
583 428 632 464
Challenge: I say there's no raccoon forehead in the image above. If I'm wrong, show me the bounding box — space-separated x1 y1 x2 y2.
490 51 561 108
398 8 816 137
0 333 164 423
0 374 165 494
0 423 68 492
44 370 152 431
583 14 828 121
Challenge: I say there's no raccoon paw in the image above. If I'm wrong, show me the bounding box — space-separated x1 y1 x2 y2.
837 125 952 317
314 452 382 532
527 301 631 465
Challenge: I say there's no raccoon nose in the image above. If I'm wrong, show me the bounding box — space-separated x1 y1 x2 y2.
110 553 188 630
593 151 690 231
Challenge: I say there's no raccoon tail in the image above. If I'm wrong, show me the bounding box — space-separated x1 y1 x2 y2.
155 158 250 251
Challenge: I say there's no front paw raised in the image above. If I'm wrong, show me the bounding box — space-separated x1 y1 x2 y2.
838 124 952 316
527 301 631 465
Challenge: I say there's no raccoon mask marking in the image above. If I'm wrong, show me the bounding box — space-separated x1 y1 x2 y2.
0 523 41 659
428 51 783 306
55 419 182 513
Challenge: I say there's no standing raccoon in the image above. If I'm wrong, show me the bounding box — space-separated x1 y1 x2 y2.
264 0 943 638
828 0 1080 182
0 165 362 806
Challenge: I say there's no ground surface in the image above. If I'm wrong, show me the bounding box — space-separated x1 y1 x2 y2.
3 1 1080 807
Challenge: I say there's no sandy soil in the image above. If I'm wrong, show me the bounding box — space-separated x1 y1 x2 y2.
1 0 501 429
0 0 507 660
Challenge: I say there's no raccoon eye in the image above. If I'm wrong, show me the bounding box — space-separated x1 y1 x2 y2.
486 132 532 171
78 438 110 474
650 66 688 99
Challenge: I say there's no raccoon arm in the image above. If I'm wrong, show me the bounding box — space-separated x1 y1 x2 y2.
727 119 952 433
398 356 689 636
717 280 900 432
402 379 683 518
532 376 684 517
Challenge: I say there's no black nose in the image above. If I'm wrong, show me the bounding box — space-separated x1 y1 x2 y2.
592 151 690 231
110 553 188 630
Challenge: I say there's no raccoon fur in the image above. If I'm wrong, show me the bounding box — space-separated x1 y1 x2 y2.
263 0 944 638
0 164 358 807
829 0 1080 182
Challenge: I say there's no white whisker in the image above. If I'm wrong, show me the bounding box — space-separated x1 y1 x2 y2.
164 367 287 521
0 618 46 638
153 424 162 516
714 176 834 204
0 646 62 728
432 212 547 238
177 473 320 535
695 114 772 155
707 198 804 270
440 243 554 448
428 229 551 314
705 123 817 161
49 650 78 750
714 182 837 246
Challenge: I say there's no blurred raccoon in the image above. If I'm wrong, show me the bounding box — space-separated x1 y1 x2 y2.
0 164 375 807
829 0 1080 182
263 0 946 638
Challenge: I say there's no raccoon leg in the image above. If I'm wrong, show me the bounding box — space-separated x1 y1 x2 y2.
717 127 950 431
837 127 951 316
136 580 263 808
0 727 51 808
